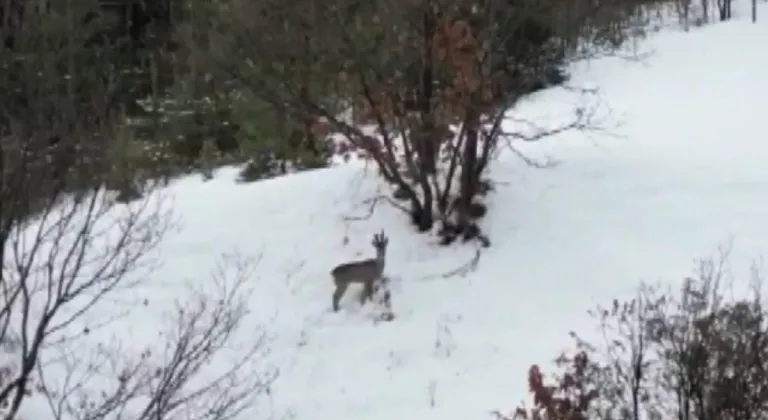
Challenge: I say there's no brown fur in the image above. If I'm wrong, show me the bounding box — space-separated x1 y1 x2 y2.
331 231 388 312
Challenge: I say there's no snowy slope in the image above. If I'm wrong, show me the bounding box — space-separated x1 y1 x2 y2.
19 7 768 420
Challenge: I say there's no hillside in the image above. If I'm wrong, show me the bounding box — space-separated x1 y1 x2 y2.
14 6 768 420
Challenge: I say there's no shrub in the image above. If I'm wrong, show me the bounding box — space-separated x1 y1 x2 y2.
504 249 768 420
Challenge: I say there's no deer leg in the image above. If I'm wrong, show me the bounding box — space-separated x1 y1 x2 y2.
360 280 375 305
332 282 348 312
381 289 391 310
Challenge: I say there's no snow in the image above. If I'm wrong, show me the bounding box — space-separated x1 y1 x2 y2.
13 5 768 420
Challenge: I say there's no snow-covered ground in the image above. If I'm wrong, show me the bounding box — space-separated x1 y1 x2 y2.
15 5 768 420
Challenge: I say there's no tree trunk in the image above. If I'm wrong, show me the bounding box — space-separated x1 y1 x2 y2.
458 105 479 233
718 0 731 20
418 6 437 175
411 198 433 232
300 24 319 157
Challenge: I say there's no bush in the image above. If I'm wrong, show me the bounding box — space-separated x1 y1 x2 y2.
504 248 768 420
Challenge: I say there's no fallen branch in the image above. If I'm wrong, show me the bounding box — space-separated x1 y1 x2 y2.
341 193 411 222
419 249 482 282
442 249 482 278
505 145 559 169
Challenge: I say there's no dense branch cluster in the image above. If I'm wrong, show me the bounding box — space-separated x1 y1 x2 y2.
502 251 768 420
175 0 665 244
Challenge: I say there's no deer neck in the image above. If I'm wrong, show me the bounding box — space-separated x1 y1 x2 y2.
375 252 386 271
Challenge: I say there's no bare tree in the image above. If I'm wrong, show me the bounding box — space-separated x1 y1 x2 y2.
29 254 276 420
0 2 277 420
717 0 732 20
675 0 694 29
752 0 757 22
701 0 710 24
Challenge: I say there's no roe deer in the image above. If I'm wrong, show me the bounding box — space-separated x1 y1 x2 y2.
331 230 389 312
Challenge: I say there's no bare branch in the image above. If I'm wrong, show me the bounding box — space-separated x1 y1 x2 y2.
34 253 276 420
